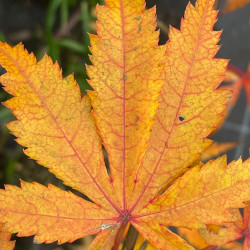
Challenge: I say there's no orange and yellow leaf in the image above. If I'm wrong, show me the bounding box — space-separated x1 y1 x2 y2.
128 0 231 213
178 228 209 249
179 227 243 249
0 42 119 211
221 67 242 108
222 64 250 108
0 181 118 244
135 156 250 229
0 0 249 248
201 205 250 249
87 0 165 209
133 222 194 250
200 142 237 161
243 205 250 249
88 227 119 250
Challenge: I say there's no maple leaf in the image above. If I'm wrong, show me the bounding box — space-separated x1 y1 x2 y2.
223 64 250 109
0 0 250 249
178 227 210 249
221 66 243 109
200 205 250 249
0 223 15 250
200 142 237 161
178 227 243 249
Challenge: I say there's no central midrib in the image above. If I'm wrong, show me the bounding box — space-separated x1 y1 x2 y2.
120 0 127 212
1 208 119 221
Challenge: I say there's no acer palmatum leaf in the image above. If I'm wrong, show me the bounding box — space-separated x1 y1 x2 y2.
200 205 250 249
178 228 209 249
86 0 165 206
127 0 230 213
200 142 237 161
224 64 250 108
0 0 249 249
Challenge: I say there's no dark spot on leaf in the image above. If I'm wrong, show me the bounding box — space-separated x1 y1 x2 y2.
135 16 141 21
89 106 93 113
123 74 127 81
179 116 185 122
103 145 111 175
133 47 137 51
138 23 142 33
165 141 168 147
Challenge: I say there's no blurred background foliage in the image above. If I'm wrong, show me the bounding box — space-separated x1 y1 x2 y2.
0 0 249 249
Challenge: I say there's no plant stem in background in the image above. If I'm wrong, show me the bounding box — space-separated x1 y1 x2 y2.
55 9 81 39
46 0 62 61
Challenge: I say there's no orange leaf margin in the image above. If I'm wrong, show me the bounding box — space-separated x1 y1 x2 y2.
0 223 15 250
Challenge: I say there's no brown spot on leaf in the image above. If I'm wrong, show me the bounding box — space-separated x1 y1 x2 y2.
179 116 185 122
138 23 142 33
